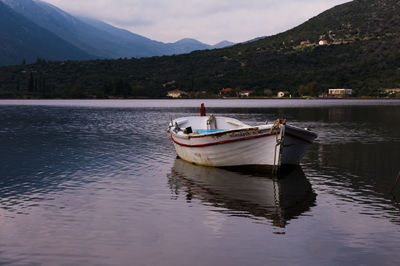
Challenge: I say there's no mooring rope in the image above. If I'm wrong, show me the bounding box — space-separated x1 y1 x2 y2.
271 119 285 174
206 114 216 129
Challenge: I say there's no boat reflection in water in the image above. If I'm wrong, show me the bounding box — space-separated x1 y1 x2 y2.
168 159 316 228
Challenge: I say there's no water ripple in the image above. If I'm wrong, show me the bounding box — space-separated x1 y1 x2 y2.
0 102 399 265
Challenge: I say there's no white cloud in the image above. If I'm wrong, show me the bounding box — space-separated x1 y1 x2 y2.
44 0 350 44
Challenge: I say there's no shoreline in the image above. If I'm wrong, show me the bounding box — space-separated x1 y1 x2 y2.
0 97 399 101
1 98 399 109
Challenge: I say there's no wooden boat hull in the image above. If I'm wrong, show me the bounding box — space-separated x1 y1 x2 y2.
171 127 284 167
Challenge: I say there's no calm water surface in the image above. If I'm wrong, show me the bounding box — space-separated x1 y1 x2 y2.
0 99 399 265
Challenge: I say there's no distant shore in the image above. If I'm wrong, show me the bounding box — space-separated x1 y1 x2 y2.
1 98 399 109
0 97 399 100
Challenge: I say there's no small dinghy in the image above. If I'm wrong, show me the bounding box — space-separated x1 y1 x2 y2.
168 104 317 172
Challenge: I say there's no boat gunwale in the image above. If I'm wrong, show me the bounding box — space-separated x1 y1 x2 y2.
170 130 280 148
285 125 317 144
187 126 267 138
285 131 314 144
286 124 317 137
170 116 268 138
171 125 280 139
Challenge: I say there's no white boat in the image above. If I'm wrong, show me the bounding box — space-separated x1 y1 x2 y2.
168 105 317 171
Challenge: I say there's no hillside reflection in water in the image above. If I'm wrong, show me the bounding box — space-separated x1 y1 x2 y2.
0 100 400 266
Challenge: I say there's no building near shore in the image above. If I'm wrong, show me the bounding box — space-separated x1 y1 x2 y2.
167 89 188 98
277 91 290 98
384 88 400 95
220 88 233 95
328 88 352 96
238 90 252 97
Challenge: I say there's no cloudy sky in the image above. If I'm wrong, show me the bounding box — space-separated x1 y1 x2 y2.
44 0 349 44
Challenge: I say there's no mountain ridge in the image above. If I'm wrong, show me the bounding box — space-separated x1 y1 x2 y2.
0 0 234 63
0 1 94 66
165 38 234 54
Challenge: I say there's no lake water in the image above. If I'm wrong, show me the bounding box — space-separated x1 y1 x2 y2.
0 99 399 265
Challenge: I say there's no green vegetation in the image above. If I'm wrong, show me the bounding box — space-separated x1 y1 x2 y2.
0 0 399 99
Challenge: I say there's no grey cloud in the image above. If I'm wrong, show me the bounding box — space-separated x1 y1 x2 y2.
44 0 349 43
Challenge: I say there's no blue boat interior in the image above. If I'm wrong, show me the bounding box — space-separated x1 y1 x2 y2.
194 129 226 134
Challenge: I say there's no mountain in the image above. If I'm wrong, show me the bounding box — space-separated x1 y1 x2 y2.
1 0 398 98
0 1 94 66
165 39 235 54
1 0 166 58
1 0 234 60
212 41 235 49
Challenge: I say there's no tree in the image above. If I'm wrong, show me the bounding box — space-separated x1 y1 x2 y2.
113 78 131 98
28 73 34 92
69 82 87 98
264 89 273 97
132 84 146 97
298 82 319 97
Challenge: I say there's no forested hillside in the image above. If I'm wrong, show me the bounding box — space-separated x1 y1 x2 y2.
0 0 399 98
